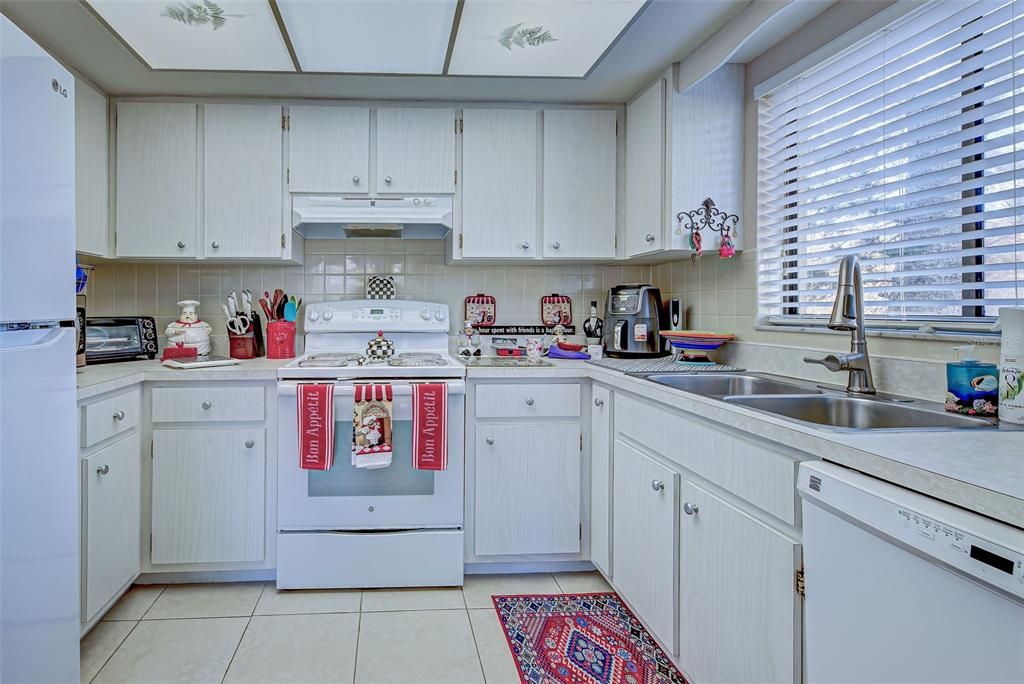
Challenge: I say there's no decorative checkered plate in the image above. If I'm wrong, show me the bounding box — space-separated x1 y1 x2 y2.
367 275 396 300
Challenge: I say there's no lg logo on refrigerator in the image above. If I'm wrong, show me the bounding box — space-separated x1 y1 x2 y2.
51 78 67 98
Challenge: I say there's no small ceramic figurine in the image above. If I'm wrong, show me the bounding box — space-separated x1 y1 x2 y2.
165 300 213 356
582 301 603 341
457 320 481 357
550 324 569 346
365 330 395 362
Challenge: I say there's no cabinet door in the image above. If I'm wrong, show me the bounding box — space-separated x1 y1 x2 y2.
152 428 265 564
115 103 197 257
624 79 665 257
590 385 612 576
475 423 580 556
203 104 283 258
75 78 109 256
613 439 678 653
82 434 140 621
460 109 538 258
288 106 369 194
679 481 801 684
376 107 455 194
543 109 617 258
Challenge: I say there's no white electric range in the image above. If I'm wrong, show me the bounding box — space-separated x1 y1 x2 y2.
276 299 466 589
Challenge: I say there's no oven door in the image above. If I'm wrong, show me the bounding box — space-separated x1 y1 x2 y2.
278 379 465 530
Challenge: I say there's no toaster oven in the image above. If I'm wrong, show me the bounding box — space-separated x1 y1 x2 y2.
85 316 159 363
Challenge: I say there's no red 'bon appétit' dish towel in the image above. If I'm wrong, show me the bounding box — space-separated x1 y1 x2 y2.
412 383 447 470
297 383 335 470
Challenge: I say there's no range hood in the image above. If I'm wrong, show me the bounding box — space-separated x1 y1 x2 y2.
292 196 453 239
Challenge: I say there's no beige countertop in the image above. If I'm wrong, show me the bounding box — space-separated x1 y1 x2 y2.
78 356 1023 527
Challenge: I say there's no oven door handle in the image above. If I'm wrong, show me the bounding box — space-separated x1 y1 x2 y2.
278 380 466 398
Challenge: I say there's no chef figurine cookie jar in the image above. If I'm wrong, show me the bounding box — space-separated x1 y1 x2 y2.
165 300 213 356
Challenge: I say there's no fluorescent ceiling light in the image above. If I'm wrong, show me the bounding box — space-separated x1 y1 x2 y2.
85 0 294 71
447 0 646 77
277 0 457 74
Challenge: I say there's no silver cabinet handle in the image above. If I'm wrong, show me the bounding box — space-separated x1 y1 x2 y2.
384 175 392 184
201 401 212 410
594 398 604 407
112 410 125 421
645 233 656 243
245 440 255 449
485 437 494 445
683 502 699 515
520 241 530 249
177 240 186 249
96 464 110 476
352 175 360 184
651 480 665 492
210 241 220 249
552 242 561 250
525 397 535 406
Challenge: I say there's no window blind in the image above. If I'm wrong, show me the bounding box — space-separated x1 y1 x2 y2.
757 0 1023 325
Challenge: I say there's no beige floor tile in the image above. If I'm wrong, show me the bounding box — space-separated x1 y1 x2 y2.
80 621 136 683
92 617 248 683
462 574 560 609
361 587 464 612
144 582 263 619
224 613 359 683
469 609 521 684
103 585 165 621
254 583 361 616
553 571 613 595
355 610 484 684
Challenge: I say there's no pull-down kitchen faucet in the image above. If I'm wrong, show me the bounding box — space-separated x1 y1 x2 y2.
803 255 876 394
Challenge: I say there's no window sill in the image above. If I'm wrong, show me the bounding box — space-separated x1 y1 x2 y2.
753 324 1002 346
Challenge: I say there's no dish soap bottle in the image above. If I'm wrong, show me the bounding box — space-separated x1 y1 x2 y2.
944 345 998 416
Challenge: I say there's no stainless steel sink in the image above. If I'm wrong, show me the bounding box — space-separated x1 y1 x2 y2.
723 395 996 431
639 373 821 397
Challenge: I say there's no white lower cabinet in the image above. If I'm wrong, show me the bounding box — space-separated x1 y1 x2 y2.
474 422 581 556
678 481 801 684
612 439 679 653
151 428 266 564
81 433 141 622
590 384 612 576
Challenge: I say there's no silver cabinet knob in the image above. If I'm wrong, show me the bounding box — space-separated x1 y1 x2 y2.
520 241 530 249
552 242 561 250
525 397 535 406
645 233 656 243
651 480 665 492
210 241 220 249
352 175 360 184
245 440 255 449
96 464 110 476
594 398 604 407
201 401 212 410
485 437 494 445
683 502 699 515
112 410 125 421
384 175 392 184
177 241 186 249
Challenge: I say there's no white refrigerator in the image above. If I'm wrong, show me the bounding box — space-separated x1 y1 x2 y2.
1 14 80 683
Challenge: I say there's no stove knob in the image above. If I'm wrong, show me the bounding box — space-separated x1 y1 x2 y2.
308 310 320 322
323 310 334 321
421 308 432 321
434 309 446 322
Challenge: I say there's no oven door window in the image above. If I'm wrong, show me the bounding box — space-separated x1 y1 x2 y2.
307 393 434 497
86 323 141 354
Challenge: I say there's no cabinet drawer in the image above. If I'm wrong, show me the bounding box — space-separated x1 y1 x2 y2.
476 383 580 418
81 387 141 448
151 386 265 423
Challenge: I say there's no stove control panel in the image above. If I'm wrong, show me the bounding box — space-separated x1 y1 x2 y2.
304 299 450 332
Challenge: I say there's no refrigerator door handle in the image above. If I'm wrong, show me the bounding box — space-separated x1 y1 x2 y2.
0 327 67 354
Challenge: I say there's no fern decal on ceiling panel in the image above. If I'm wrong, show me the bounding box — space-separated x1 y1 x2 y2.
498 23 558 50
162 0 231 30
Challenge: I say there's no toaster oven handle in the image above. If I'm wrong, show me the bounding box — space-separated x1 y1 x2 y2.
613 320 626 351
278 380 466 397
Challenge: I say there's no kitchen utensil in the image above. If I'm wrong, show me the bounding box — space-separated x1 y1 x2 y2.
283 301 297 323
250 312 266 356
259 297 274 321
226 315 250 336
241 289 254 319
227 290 238 318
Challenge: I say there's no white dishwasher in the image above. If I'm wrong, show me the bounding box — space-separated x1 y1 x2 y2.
798 461 1024 683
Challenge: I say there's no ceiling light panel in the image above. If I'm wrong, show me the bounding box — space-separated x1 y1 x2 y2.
448 0 646 78
85 0 294 71
276 0 458 74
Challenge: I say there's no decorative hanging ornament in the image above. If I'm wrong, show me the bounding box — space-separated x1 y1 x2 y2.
719 224 736 259
676 197 739 266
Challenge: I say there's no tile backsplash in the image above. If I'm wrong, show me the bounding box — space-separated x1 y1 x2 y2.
84 239 652 356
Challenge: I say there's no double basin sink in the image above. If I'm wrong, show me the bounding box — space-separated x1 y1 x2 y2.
633 372 997 431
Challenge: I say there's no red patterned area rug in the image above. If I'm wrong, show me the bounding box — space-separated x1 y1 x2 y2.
492 593 687 684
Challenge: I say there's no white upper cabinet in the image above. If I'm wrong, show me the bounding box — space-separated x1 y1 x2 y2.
460 108 539 258
203 104 284 258
75 78 109 257
624 79 666 257
376 107 456 194
288 106 370 194
542 109 617 258
115 102 198 258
